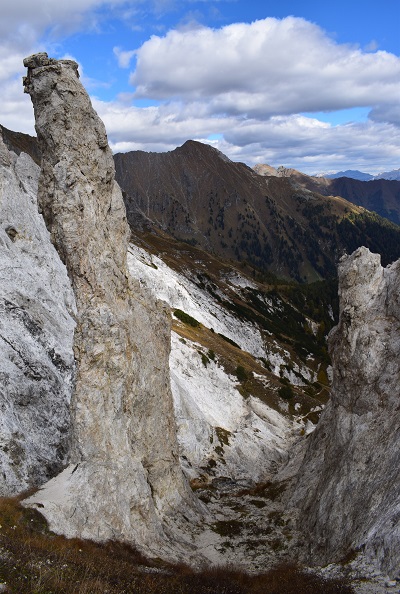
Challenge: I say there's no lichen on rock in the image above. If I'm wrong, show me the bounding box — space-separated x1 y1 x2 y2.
292 246 400 579
22 52 203 561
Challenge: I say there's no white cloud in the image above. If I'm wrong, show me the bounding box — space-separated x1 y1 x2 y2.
0 1 128 44
369 104 400 127
114 46 136 68
93 97 236 148
1 76 36 135
0 0 130 132
93 96 400 175
101 15 399 173
1 9 399 175
130 17 400 118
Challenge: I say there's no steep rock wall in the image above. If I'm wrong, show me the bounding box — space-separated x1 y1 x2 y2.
0 130 75 495
292 247 400 578
22 53 202 561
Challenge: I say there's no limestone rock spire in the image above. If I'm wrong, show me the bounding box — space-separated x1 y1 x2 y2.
292 247 400 579
23 52 203 561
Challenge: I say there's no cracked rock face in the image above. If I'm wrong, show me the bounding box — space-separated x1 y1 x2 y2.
22 53 202 561
292 247 400 579
0 130 75 495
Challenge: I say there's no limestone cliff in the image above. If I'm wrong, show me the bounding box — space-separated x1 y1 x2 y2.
292 247 400 578
22 53 202 560
0 129 75 495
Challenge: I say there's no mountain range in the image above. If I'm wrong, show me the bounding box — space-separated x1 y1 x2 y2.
114 140 400 282
3 124 400 281
313 168 400 181
254 162 400 226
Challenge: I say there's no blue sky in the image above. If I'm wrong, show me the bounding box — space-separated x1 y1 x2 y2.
1 0 399 174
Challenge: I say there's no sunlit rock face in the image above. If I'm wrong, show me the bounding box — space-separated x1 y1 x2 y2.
22 53 202 562
0 130 75 496
293 247 400 579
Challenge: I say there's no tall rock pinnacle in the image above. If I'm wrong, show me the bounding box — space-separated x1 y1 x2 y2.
292 247 400 578
23 53 202 560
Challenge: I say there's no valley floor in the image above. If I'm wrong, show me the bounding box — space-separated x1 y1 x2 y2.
0 483 396 593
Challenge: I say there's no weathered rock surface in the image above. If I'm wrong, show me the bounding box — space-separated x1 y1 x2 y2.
22 53 202 561
0 130 75 495
126 244 297 484
292 247 400 578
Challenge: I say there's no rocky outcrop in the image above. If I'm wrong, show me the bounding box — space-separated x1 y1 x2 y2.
22 53 202 561
0 130 75 495
292 247 400 578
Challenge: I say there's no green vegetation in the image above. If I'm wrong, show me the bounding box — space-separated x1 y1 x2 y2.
217 333 241 349
236 365 248 382
215 427 231 447
337 210 400 266
241 282 336 362
210 519 243 537
207 349 215 361
278 385 295 400
173 309 200 328
200 352 209 367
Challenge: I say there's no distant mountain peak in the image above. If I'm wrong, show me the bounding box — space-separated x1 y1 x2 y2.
313 168 400 182
374 168 400 181
322 170 374 181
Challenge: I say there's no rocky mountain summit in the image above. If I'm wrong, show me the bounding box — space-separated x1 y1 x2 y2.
0 52 398 591
115 142 400 282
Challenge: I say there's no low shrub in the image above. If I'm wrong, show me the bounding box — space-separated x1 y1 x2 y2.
278 385 294 400
236 365 248 382
173 309 200 327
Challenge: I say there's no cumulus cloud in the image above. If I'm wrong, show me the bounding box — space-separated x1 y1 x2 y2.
0 0 128 44
369 104 400 126
0 0 130 132
93 96 400 174
1 8 399 174
131 17 400 118
93 97 236 148
114 46 136 68
103 15 400 173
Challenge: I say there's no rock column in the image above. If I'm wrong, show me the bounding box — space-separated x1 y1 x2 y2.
23 53 202 561
292 247 400 578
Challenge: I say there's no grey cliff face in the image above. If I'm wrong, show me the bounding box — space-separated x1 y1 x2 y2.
292 246 400 578
0 130 75 495
0 134 75 496
22 53 202 561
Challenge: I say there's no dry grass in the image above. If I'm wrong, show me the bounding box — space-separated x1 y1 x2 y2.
0 496 355 593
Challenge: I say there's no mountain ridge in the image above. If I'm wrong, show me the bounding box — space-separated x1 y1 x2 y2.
114 140 400 282
254 161 400 226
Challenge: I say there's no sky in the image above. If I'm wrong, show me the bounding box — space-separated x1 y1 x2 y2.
1 0 399 174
